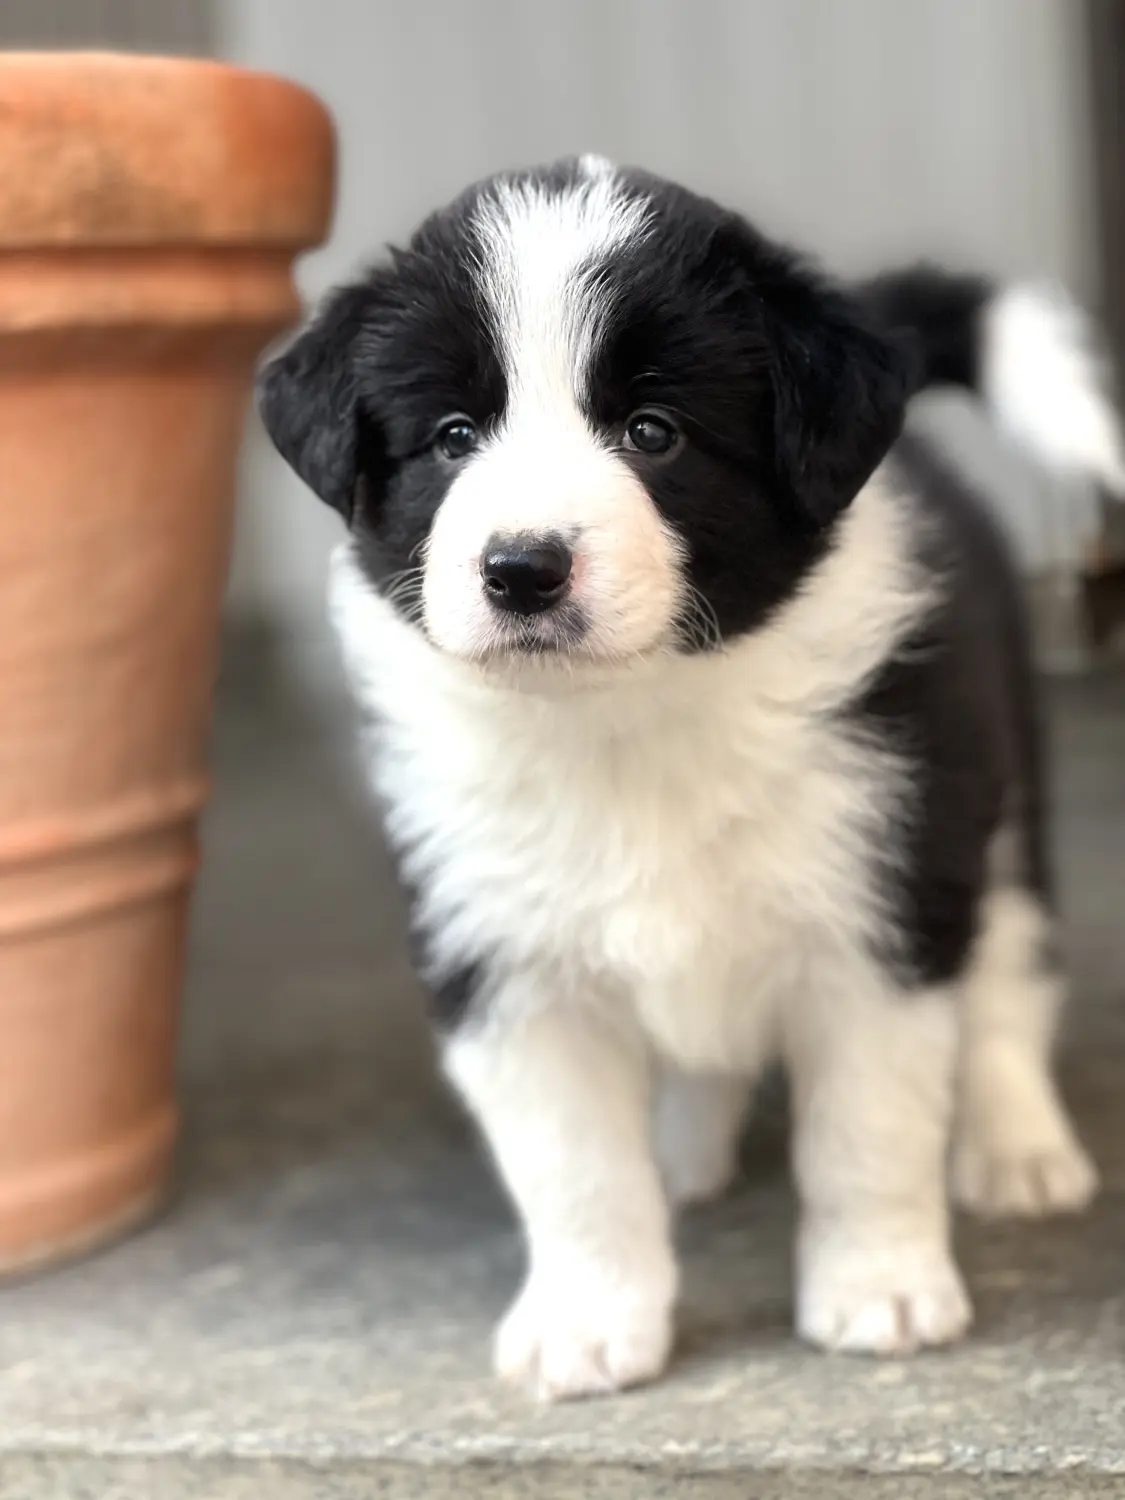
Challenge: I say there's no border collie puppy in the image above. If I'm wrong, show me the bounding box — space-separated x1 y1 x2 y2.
258 157 1119 1402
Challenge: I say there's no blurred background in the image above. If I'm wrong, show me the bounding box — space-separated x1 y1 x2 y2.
5 0 1125 675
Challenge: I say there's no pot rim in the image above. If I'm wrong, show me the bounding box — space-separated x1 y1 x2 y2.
0 50 336 251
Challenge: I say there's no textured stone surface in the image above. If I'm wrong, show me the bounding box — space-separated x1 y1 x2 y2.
0 638 1123 1497
3 1456 1125 1500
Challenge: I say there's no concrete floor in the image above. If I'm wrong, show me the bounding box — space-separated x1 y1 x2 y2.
1 636 1124 1498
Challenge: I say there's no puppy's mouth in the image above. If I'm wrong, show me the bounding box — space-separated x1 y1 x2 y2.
472 602 591 662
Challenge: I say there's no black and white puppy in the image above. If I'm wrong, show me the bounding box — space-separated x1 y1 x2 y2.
259 157 1119 1402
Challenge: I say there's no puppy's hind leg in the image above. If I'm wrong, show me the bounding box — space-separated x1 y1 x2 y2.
951 886 1098 1218
654 1069 752 1209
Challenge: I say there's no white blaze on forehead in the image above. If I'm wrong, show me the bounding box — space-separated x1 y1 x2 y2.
472 162 651 412
422 161 680 665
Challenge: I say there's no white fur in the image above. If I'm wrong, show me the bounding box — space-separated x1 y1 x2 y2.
423 161 678 664
422 408 684 663
473 158 651 404
983 282 1125 495
952 886 1097 1216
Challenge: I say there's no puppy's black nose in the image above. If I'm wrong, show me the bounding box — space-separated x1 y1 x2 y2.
481 537 572 615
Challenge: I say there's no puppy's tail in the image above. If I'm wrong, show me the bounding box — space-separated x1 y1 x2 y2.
857 265 1125 495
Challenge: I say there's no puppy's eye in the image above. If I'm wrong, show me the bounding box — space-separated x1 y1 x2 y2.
435 416 479 461
624 410 680 457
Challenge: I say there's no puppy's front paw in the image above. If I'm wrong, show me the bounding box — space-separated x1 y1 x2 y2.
495 1259 676 1401
797 1221 971 1356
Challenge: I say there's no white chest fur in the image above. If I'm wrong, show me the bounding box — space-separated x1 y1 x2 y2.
329 476 922 1071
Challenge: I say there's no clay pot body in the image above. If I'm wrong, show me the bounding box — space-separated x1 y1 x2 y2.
0 53 333 1274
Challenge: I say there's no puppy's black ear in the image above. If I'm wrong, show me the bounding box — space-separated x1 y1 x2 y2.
256 283 374 521
765 278 912 528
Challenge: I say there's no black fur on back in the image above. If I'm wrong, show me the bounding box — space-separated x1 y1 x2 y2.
855 430 1050 988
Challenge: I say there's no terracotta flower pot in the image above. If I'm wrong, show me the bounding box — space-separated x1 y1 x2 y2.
0 54 334 1275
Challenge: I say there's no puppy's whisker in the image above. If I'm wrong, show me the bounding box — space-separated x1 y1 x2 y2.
674 585 723 654
379 567 429 629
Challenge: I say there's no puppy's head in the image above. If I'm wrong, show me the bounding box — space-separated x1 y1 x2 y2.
259 157 910 668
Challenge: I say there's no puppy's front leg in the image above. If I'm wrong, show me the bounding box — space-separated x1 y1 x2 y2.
785 973 971 1355
445 986 677 1401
